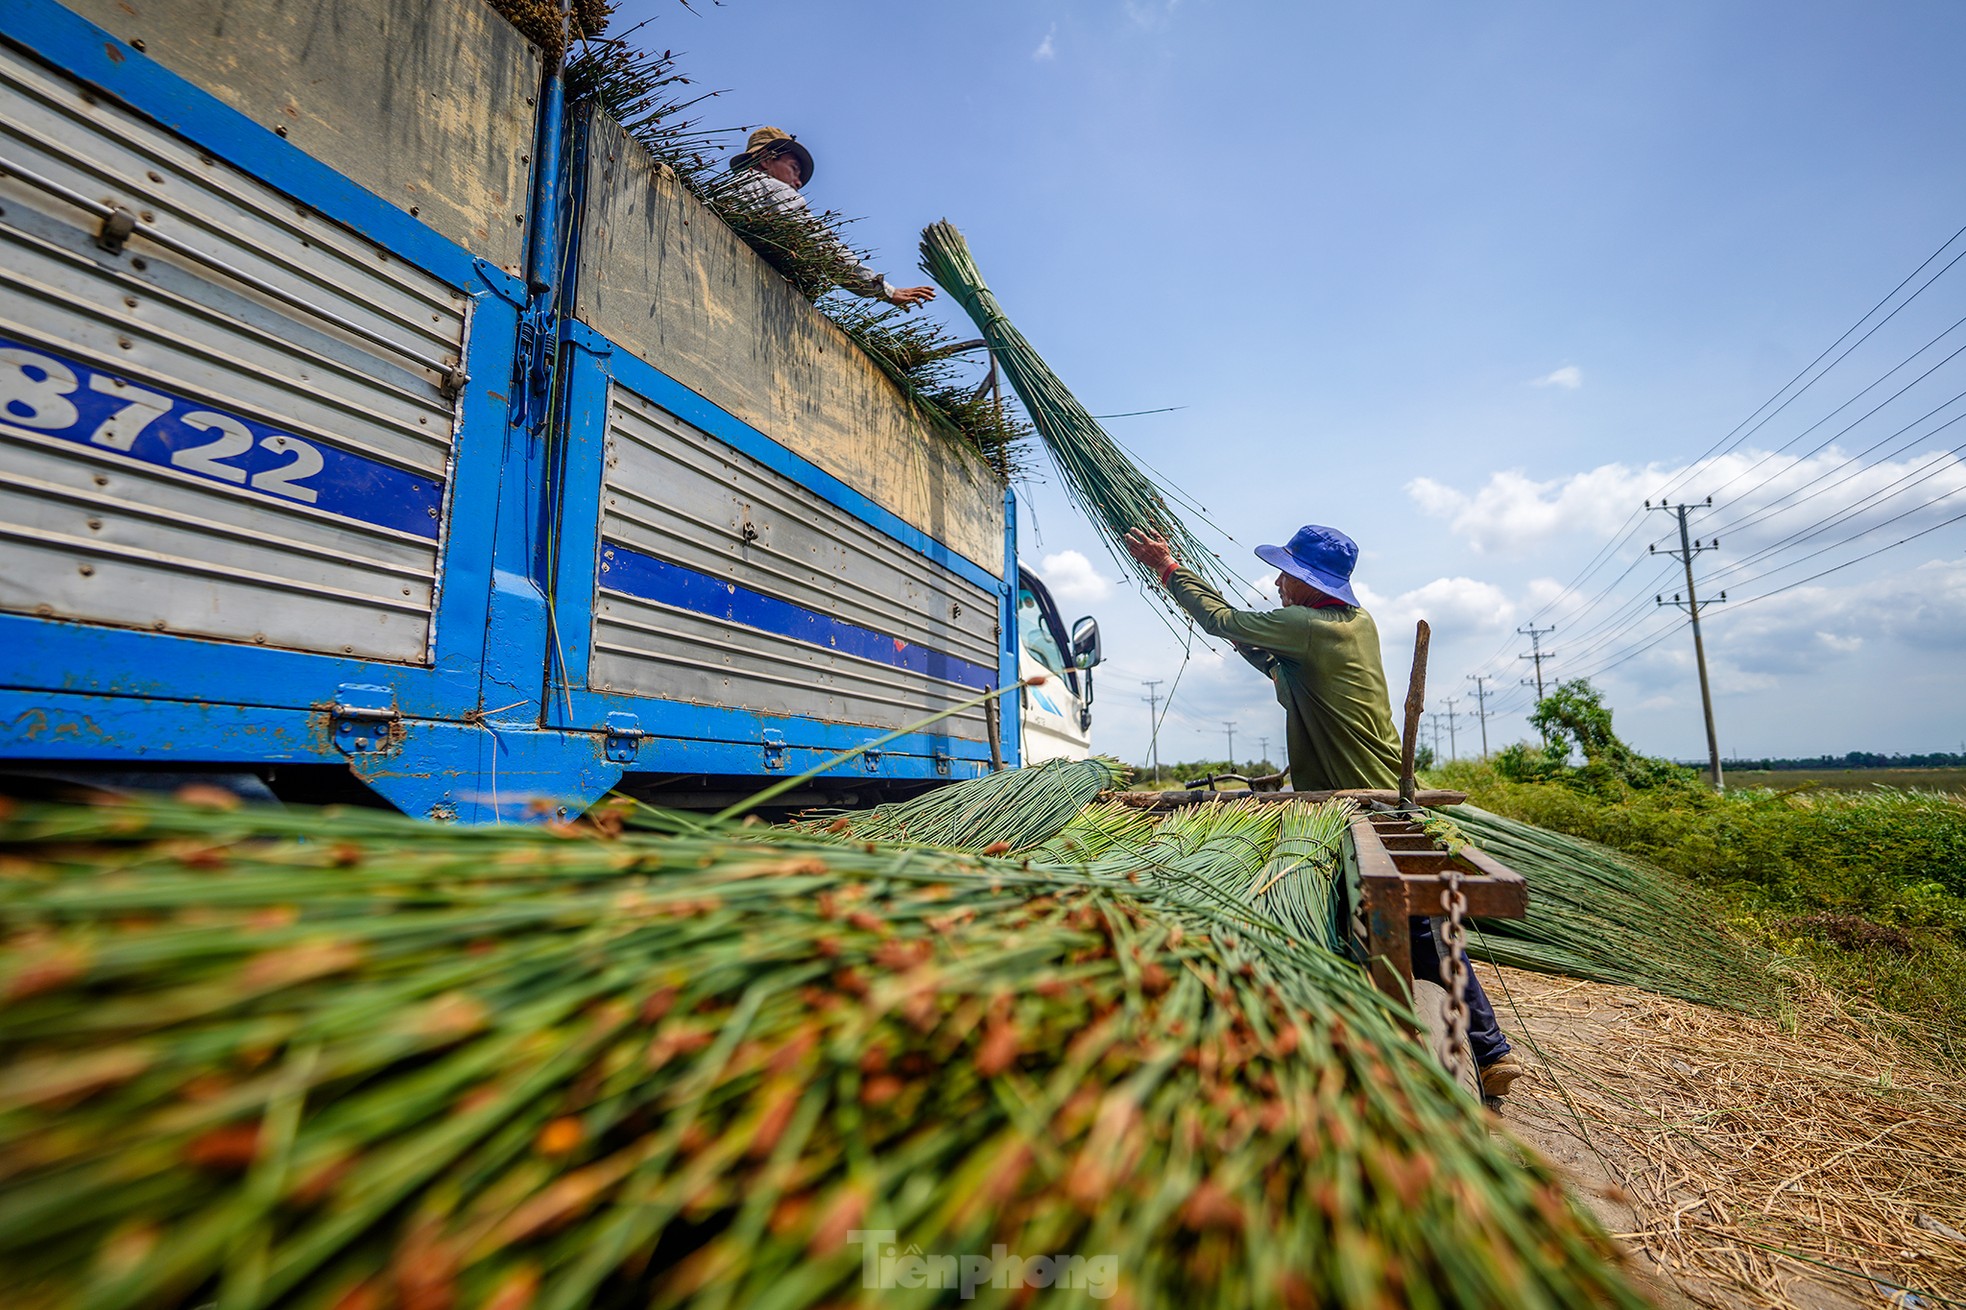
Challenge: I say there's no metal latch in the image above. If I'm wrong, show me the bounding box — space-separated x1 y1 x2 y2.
604 711 642 763
331 683 398 754
97 207 137 255
932 748 952 777
761 729 786 771
861 749 883 774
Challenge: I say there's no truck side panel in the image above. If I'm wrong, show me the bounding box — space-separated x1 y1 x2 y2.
55 0 538 277
0 37 465 663
0 0 570 820
0 0 1018 815
553 111 1009 783
590 388 998 744
573 114 1005 575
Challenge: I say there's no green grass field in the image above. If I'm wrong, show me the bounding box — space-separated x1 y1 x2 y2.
1726 766 1966 796
1431 759 1966 1062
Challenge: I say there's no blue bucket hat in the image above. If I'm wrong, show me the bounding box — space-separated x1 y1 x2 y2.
1254 525 1361 607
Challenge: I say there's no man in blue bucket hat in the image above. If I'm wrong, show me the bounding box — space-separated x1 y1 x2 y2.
1123 523 1402 791
1123 522 1520 1097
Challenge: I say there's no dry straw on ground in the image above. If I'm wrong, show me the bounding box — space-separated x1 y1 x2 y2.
1487 961 1966 1309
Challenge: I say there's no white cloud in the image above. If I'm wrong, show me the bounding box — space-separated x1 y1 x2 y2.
1032 24 1056 60
1713 557 1966 671
1574 556 1966 702
1405 445 1966 558
1532 365 1584 389
1037 549 1112 603
1123 0 1182 27
1357 576 1516 638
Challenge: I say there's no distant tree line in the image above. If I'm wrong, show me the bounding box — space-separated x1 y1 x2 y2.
1131 758 1281 787
1702 752 1966 771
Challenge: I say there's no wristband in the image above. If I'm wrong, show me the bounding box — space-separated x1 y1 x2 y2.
1159 561 1178 585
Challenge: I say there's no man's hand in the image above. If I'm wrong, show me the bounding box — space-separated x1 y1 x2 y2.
1122 527 1178 579
888 285 937 309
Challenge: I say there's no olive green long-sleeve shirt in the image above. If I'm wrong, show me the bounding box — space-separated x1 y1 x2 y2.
1163 568 1403 792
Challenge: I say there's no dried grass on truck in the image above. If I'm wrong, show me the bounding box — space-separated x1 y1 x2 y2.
0 789 1652 1309
485 0 614 61
565 33 1031 477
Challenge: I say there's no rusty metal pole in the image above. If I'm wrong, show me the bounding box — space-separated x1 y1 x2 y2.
1399 620 1430 808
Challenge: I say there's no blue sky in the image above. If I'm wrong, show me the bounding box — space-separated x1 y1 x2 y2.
612 0 1966 766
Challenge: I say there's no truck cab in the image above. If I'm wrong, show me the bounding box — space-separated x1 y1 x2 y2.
1015 566 1102 762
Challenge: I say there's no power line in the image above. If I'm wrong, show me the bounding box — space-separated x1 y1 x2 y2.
1470 226 1966 688
1697 335 1966 513
1557 500 1966 688
1652 220 1966 505
1707 482 1966 594
1718 506 1966 611
1703 437 1966 582
1089 405 1188 419
1700 403 1966 547
1460 222 1966 716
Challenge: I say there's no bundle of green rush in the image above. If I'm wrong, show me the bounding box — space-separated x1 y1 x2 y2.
789 755 1127 851
1447 804 1775 1013
0 792 1649 1309
920 220 1241 598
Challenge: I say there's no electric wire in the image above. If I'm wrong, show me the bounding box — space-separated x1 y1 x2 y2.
1698 396 1966 544
1651 221 1966 504
1705 443 1966 584
1696 331 1966 510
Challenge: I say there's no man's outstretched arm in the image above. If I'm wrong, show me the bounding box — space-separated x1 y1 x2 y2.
1122 528 1298 661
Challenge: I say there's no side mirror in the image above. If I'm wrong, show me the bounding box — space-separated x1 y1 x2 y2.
1069 616 1102 668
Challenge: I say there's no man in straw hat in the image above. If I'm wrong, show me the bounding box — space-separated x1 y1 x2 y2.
1123 522 1522 1099
728 127 937 309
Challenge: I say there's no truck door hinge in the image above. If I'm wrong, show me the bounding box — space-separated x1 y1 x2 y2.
331 683 399 754
604 711 642 763
761 729 786 771
861 748 883 774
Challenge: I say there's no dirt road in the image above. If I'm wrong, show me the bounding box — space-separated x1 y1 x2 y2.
1482 963 1966 1309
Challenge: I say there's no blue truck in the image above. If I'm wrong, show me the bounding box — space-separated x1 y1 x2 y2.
0 0 1100 821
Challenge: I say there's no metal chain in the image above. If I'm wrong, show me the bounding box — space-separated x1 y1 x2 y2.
1439 864 1472 1087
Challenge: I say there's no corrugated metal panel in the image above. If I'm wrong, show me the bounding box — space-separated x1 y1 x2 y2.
59 0 541 275
0 40 465 663
574 113 1007 575
591 390 999 742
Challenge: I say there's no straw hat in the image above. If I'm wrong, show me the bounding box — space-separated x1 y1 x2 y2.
730 127 814 185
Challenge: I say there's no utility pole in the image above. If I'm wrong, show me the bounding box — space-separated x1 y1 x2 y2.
1256 736 1270 770
1648 498 1727 791
1441 696 1459 762
1517 624 1556 700
1222 721 1237 770
1140 680 1163 782
1465 674 1493 757
1426 713 1442 761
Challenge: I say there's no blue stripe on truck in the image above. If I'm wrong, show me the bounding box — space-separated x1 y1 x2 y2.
0 336 444 539
599 544 999 691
